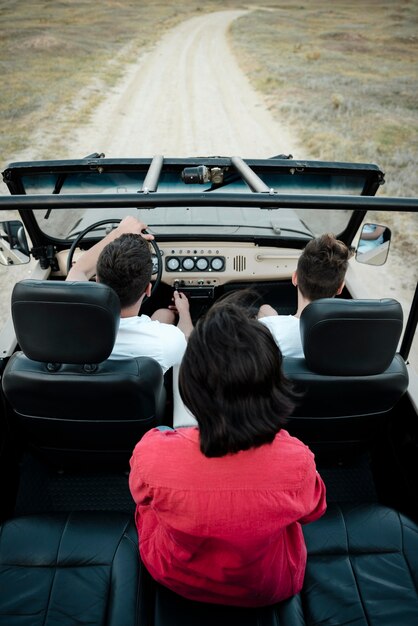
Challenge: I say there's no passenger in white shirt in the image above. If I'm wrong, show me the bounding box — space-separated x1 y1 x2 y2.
258 234 352 358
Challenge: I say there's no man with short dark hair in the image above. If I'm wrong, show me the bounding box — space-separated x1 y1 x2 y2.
67 216 192 373
258 233 352 357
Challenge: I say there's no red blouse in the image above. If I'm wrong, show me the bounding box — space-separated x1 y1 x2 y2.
129 427 326 607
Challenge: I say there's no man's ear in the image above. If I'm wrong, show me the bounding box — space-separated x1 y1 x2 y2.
292 271 298 287
145 282 152 297
336 281 345 295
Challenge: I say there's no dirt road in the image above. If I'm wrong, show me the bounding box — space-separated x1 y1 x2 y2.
53 10 302 159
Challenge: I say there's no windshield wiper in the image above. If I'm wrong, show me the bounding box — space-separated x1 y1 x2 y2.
43 174 68 219
146 224 313 237
66 225 111 240
43 153 103 219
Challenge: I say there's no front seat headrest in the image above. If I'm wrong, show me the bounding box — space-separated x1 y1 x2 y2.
12 279 121 364
300 298 403 376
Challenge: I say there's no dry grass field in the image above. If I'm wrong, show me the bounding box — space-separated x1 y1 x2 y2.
230 1 418 198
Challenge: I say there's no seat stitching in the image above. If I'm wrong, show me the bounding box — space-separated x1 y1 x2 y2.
103 517 132 624
340 505 371 626
399 512 418 597
41 513 70 626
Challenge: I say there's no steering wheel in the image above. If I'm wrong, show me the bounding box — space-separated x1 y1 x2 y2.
66 218 163 296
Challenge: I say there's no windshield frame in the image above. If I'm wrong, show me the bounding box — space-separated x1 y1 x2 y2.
2 155 386 246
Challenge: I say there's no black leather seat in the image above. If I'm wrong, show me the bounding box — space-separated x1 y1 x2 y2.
0 512 142 626
2 279 166 468
146 503 418 626
1 504 416 625
282 298 409 455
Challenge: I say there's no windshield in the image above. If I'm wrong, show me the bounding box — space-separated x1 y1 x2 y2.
4 157 384 242
31 206 352 241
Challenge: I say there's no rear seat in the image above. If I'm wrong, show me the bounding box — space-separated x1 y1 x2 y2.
1 504 417 626
0 512 143 626
147 503 418 626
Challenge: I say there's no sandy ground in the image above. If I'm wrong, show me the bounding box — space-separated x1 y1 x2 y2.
1 9 416 366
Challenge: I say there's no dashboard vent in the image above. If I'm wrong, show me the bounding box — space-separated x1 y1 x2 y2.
233 255 246 272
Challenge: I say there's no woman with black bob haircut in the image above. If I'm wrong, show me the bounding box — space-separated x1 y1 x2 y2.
179 302 296 457
129 302 326 608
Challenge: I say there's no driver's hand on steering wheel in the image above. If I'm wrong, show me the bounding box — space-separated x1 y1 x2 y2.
116 216 154 241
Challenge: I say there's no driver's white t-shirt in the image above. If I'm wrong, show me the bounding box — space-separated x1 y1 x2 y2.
109 314 187 374
259 315 304 358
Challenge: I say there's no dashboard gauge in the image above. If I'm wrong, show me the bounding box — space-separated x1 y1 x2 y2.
151 254 159 274
210 257 224 271
167 257 180 271
196 257 209 271
182 257 195 270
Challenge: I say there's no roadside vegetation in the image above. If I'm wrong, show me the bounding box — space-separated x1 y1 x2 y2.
230 0 418 299
230 0 418 198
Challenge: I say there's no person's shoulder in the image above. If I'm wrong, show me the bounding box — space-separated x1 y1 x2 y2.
136 316 185 340
268 430 318 485
273 429 315 462
146 317 183 333
134 426 198 451
130 427 199 482
259 314 300 340
259 314 298 327
154 320 187 349
119 314 152 327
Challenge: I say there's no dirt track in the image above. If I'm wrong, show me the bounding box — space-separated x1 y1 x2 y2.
51 10 302 159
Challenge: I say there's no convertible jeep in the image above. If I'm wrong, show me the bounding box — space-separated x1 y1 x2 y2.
0 154 417 625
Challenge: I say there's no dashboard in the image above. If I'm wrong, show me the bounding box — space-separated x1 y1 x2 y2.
58 242 301 287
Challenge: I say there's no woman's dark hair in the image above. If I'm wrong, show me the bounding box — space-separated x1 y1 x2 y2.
211 287 263 319
179 303 297 458
96 233 152 308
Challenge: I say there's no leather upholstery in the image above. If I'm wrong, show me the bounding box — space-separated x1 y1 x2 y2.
1 504 417 625
300 297 404 375
147 503 418 626
2 279 166 467
293 503 418 625
12 279 120 364
282 298 408 449
0 512 141 626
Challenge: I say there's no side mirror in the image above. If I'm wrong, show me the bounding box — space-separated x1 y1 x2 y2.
0 220 30 266
356 223 391 266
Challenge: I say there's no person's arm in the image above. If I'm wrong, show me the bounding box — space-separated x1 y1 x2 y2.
170 290 194 339
360 225 386 241
257 304 278 319
298 467 327 525
66 216 154 281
